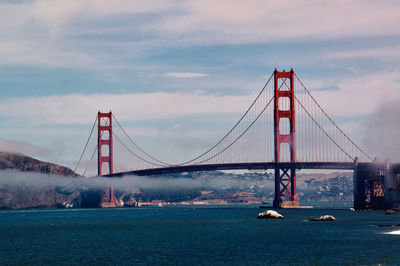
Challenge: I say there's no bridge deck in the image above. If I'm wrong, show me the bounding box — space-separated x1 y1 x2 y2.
107 162 363 177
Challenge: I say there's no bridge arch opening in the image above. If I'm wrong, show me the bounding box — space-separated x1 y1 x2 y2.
101 163 111 175
279 118 290 135
277 79 290 91
278 97 290 111
279 143 290 162
101 131 110 140
101 145 109 156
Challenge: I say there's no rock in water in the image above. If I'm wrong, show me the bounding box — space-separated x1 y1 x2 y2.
257 210 285 219
385 210 396 215
309 215 336 221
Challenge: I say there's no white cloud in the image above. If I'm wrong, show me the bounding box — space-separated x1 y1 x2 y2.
0 92 254 125
0 41 103 68
0 138 50 158
0 0 174 69
29 0 175 36
165 72 208 78
0 0 399 166
362 99 400 161
0 1 400 68
2 70 397 165
155 0 400 44
325 47 400 60
1 69 399 127
121 126 220 139
17 0 399 43
300 71 400 118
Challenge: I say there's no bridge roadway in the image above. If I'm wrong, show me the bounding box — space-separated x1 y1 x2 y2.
105 162 382 177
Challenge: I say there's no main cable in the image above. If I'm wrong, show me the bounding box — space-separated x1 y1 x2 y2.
112 130 166 168
74 114 98 173
82 117 108 177
294 95 353 161
197 96 275 164
178 72 274 166
294 73 373 161
112 114 171 166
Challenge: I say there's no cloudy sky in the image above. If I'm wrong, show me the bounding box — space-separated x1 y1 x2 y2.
1 0 400 171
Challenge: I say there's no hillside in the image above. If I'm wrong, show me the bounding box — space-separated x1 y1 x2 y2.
0 152 78 176
121 171 354 205
0 152 81 209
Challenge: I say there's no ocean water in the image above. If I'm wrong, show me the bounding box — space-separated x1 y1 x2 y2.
1 206 400 265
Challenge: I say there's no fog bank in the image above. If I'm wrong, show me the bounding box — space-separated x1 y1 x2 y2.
362 100 400 161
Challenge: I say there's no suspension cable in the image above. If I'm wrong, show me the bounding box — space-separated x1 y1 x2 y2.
83 145 98 177
112 114 171 166
294 95 353 161
197 96 275 164
179 72 274 165
281 79 355 161
112 131 166 167
82 117 108 177
74 114 98 173
294 73 373 161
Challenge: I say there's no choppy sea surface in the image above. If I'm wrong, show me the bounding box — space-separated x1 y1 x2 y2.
1 205 400 265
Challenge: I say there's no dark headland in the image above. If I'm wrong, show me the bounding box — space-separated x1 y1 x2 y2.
0 152 85 209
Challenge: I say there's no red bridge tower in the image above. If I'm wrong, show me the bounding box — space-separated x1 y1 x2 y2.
98 111 115 207
273 69 299 207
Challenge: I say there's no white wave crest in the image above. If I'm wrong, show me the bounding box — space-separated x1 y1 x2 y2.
384 230 400 235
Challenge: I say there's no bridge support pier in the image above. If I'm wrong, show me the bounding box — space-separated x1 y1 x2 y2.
353 158 366 210
383 162 400 209
353 160 385 210
273 167 299 207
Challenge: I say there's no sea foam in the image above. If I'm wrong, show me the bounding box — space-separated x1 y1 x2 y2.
384 230 400 235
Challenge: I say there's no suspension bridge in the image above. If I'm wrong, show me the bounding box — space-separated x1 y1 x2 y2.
74 69 400 209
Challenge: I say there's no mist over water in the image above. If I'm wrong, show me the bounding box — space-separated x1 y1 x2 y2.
363 100 400 162
0 170 274 191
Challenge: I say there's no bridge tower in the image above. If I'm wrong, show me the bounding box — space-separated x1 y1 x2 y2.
98 111 115 207
273 69 299 207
